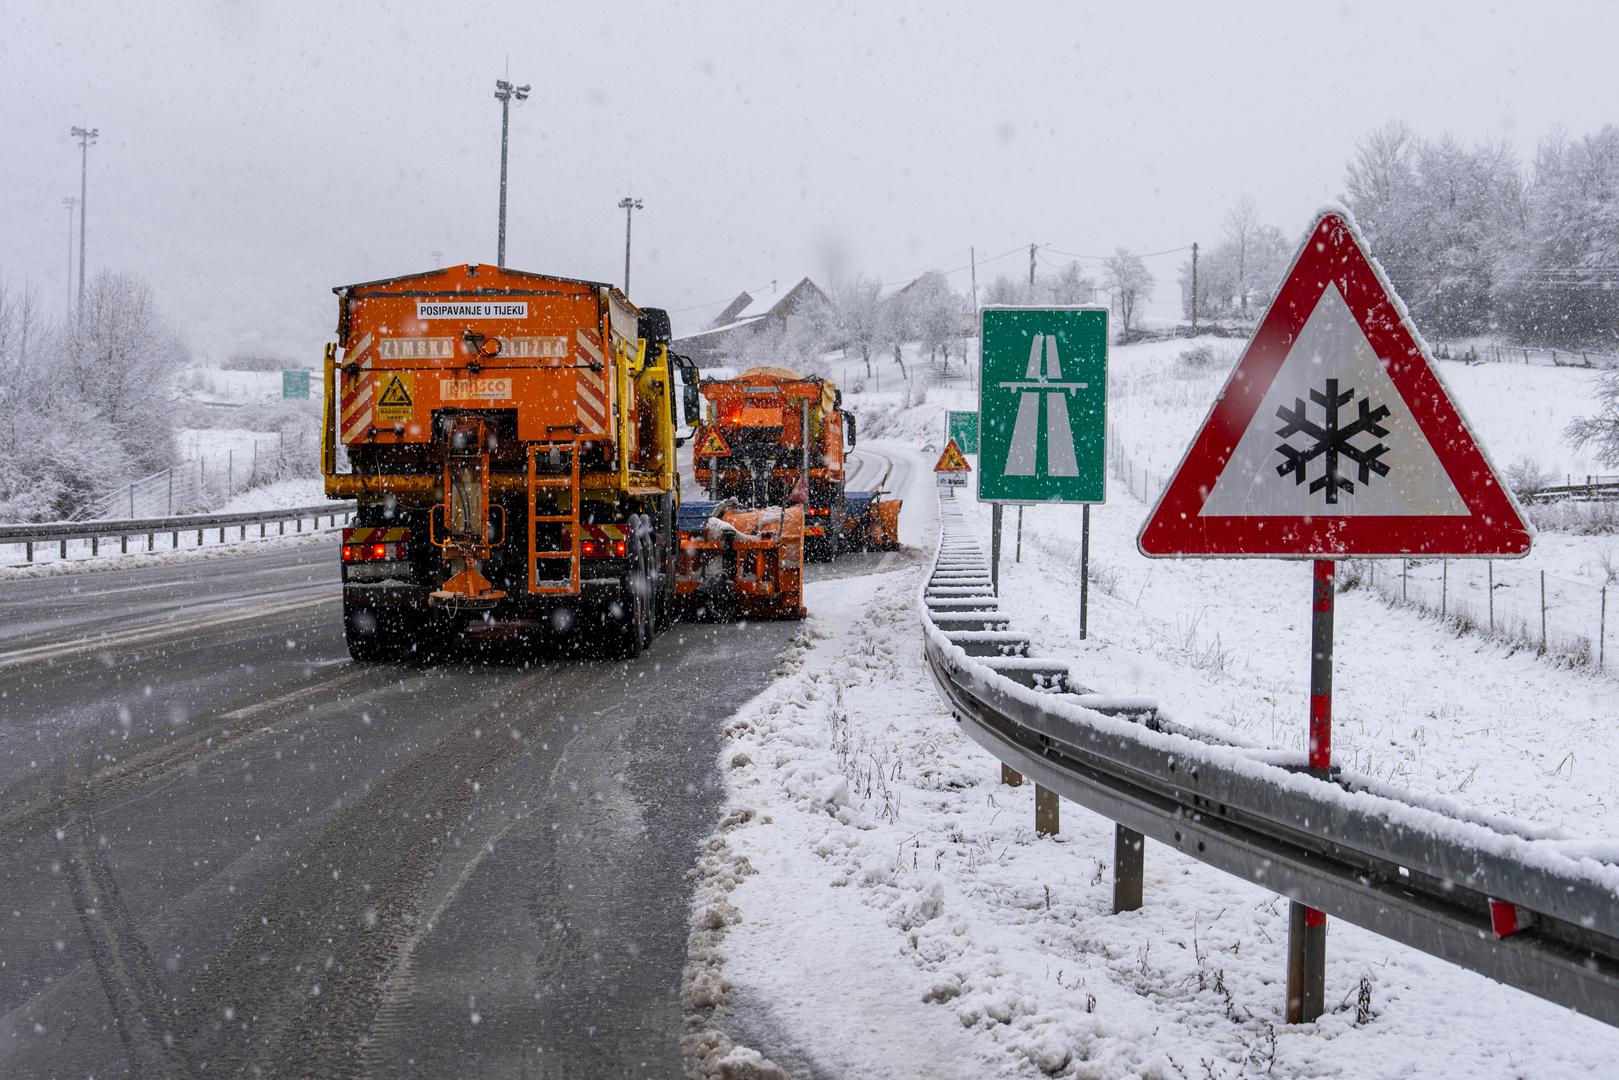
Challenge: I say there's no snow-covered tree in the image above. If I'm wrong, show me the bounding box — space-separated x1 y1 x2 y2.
60 272 188 473
1494 126 1619 344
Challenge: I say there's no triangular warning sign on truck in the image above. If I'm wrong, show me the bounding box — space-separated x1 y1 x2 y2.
1139 208 1531 559
695 426 732 458
375 373 415 422
934 438 971 473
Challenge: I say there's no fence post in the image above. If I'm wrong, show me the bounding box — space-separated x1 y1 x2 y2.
1441 560 1448 618
129 483 135 518
1488 561 1494 634
1402 559 1408 602
1540 571 1548 653
167 467 174 515
1601 586 1608 672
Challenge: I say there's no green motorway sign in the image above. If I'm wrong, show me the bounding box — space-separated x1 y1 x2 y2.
946 410 979 455
977 306 1108 503
282 370 311 399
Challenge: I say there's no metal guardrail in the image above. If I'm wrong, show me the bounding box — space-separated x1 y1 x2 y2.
920 494 1619 1027
0 503 356 563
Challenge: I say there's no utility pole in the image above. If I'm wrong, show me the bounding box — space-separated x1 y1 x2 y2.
70 126 98 320
493 79 530 266
61 197 77 313
430 249 444 266
1191 242 1204 331
618 196 643 294
1028 243 1037 302
970 245 979 312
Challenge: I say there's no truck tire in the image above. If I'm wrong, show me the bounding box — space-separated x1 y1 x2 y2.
606 539 650 661
343 594 392 662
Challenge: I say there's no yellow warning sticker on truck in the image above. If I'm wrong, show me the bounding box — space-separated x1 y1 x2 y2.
376 373 415 421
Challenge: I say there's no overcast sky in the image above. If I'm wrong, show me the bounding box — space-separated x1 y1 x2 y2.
3 1 1615 360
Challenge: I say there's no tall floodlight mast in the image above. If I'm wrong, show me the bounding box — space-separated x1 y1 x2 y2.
618 196 643 294
70 126 98 319
493 80 530 266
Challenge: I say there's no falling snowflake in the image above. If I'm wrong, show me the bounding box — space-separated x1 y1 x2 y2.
1274 378 1392 505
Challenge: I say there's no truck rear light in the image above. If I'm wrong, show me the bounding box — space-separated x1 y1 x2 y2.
579 539 629 558
343 541 404 561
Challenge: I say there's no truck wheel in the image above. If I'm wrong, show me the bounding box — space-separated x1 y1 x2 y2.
653 503 676 631
343 594 392 662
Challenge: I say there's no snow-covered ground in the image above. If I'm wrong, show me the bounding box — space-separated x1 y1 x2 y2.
688 341 1619 1078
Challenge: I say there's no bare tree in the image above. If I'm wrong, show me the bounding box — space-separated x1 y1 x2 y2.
1567 369 1619 467
828 274 883 375
1103 248 1155 334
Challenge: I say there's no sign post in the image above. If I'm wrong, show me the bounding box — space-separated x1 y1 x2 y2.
695 426 731 501
978 305 1108 618
1139 207 1532 1024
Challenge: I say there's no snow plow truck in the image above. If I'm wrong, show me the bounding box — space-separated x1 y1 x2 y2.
321 264 805 661
691 367 900 560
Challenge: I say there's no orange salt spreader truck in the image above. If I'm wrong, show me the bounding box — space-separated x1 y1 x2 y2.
690 366 900 560
321 265 806 661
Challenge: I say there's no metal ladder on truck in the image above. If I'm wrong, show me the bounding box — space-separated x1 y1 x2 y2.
527 440 582 595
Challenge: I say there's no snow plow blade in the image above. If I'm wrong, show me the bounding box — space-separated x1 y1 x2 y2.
675 501 806 620
842 491 902 551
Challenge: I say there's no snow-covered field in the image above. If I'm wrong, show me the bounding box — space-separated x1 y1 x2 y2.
689 341 1619 1078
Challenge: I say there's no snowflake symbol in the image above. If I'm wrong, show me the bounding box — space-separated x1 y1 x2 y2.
1274 378 1392 505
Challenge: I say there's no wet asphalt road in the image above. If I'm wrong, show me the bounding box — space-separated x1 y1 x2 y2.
0 542 802 1078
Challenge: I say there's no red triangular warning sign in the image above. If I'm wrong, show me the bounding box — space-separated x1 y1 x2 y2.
1139 208 1531 559
934 438 971 473
695 426 732 457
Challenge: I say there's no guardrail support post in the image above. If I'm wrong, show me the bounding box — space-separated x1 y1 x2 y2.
90 536 98 556
1034 784 1059 837
1000 763 1023 787
120 535 127 554
60 539 67 559
146 533 154 551
26 541 33 562
1112 825 1143 912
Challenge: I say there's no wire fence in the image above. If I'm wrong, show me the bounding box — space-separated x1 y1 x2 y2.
1435 341 1619 370
82 435 308 520
1349 558 1612 674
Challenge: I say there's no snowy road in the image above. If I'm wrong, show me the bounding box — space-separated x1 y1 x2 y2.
0 542 809 1077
